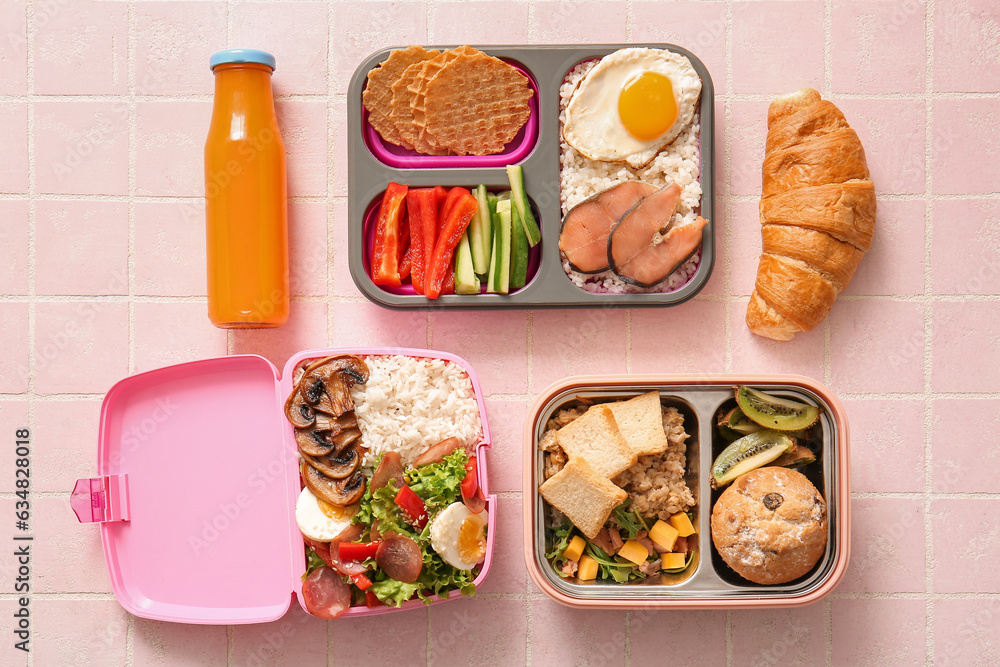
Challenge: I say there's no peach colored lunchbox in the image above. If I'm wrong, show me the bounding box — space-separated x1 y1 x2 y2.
523 374 850 609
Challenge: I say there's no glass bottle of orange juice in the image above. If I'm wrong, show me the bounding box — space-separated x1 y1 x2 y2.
205 49 289 328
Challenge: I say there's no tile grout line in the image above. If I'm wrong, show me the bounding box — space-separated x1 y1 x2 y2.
8 190 1000 203
326 3 336 356
126 1 136 378
125 0 138 660
5 90 1000 103
25 1 35 666
724 1 734 661
722 0 733 376
525 3 535 661
923 0 936 664
823 0 833 657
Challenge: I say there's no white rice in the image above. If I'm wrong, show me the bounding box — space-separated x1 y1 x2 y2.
559 58 704 294
350 355 483 468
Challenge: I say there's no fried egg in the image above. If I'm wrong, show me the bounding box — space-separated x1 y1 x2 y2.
429 502 489 571
563 48 702 169
295 486 356 542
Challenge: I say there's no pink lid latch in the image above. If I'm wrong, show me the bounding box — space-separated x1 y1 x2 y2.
71 474 130 523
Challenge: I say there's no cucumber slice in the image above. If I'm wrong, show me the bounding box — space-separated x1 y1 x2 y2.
488 200 512 294
505 164 540 246
510 202 529 290
454 231 479 294
469 185 492 276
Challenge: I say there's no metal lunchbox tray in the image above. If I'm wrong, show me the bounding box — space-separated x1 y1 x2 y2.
71 347 496 624
347 44 716 309
523 374 850 609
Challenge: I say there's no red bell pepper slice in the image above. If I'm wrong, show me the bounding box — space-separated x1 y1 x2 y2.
351 572 373 591
394 484 429 530
371 182 408 287
405 189 437 294
365 590 382 608
397 209 411 280
460 456 478 499
338 541 382 562
439 186 465 226
425 189 479 299
433 185 448 214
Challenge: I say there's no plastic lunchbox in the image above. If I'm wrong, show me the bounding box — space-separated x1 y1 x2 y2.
523 374 850 609
347 44 716 309
71 347 495 624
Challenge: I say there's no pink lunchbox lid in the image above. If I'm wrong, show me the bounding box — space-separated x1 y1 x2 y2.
72 347 495 624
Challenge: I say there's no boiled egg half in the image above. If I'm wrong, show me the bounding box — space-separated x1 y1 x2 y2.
430 502 489 570
563 48 702 168
295 486 356 542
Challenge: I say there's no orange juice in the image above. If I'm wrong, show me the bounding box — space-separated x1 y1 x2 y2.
205 49 289 328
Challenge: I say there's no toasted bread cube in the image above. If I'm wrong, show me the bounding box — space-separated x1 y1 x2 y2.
607 391 669 457
577 554 599 581
539 457 627 539
649 520 680 552
556 405 636 478
669 512 696 537
662 552 687 570
564 536 586 562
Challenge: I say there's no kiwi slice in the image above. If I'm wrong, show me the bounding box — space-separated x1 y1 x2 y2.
718 406 764 436
771 444 817 468
718 424 743 442
736 386 821 432
711 430 795 488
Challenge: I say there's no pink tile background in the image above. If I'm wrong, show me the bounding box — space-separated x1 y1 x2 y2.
33 0 127 95
34 200 129 296
0 201 29 295
4 1 999 664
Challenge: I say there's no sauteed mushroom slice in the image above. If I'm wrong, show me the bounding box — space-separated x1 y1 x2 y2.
296 355 371 413
337 413 358 430
302 446 362 480
284 389 316 429
312 412 343 434
303 464 366 506
295 428 336 457
331 427 362 455
321 376 355 417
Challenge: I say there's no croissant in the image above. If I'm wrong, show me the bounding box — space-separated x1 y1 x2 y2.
746 88 876 341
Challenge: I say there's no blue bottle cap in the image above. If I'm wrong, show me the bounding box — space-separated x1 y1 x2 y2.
209 49 276 71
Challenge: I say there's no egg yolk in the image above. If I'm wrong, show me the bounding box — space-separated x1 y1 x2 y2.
457 513 487 564
318 497 358 522
618 72 678 142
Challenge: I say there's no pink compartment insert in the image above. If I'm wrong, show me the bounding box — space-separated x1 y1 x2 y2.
280 348 495 618
361 191 542 296
361 59 539 169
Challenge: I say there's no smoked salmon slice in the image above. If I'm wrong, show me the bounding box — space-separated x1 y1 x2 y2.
559 180 657 273
608 183 708 287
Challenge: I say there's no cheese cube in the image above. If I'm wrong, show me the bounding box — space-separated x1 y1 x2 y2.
564 536 586 562
669 512 696 537
577 554 599 581
617 539 649 566
649 520 679 552
662 552 687 570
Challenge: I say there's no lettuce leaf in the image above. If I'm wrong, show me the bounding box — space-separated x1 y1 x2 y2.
370 577 422 607
406 448 469 513
302 548 326 580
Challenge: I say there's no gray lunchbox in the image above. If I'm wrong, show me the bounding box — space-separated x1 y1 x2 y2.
347 44 716 309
